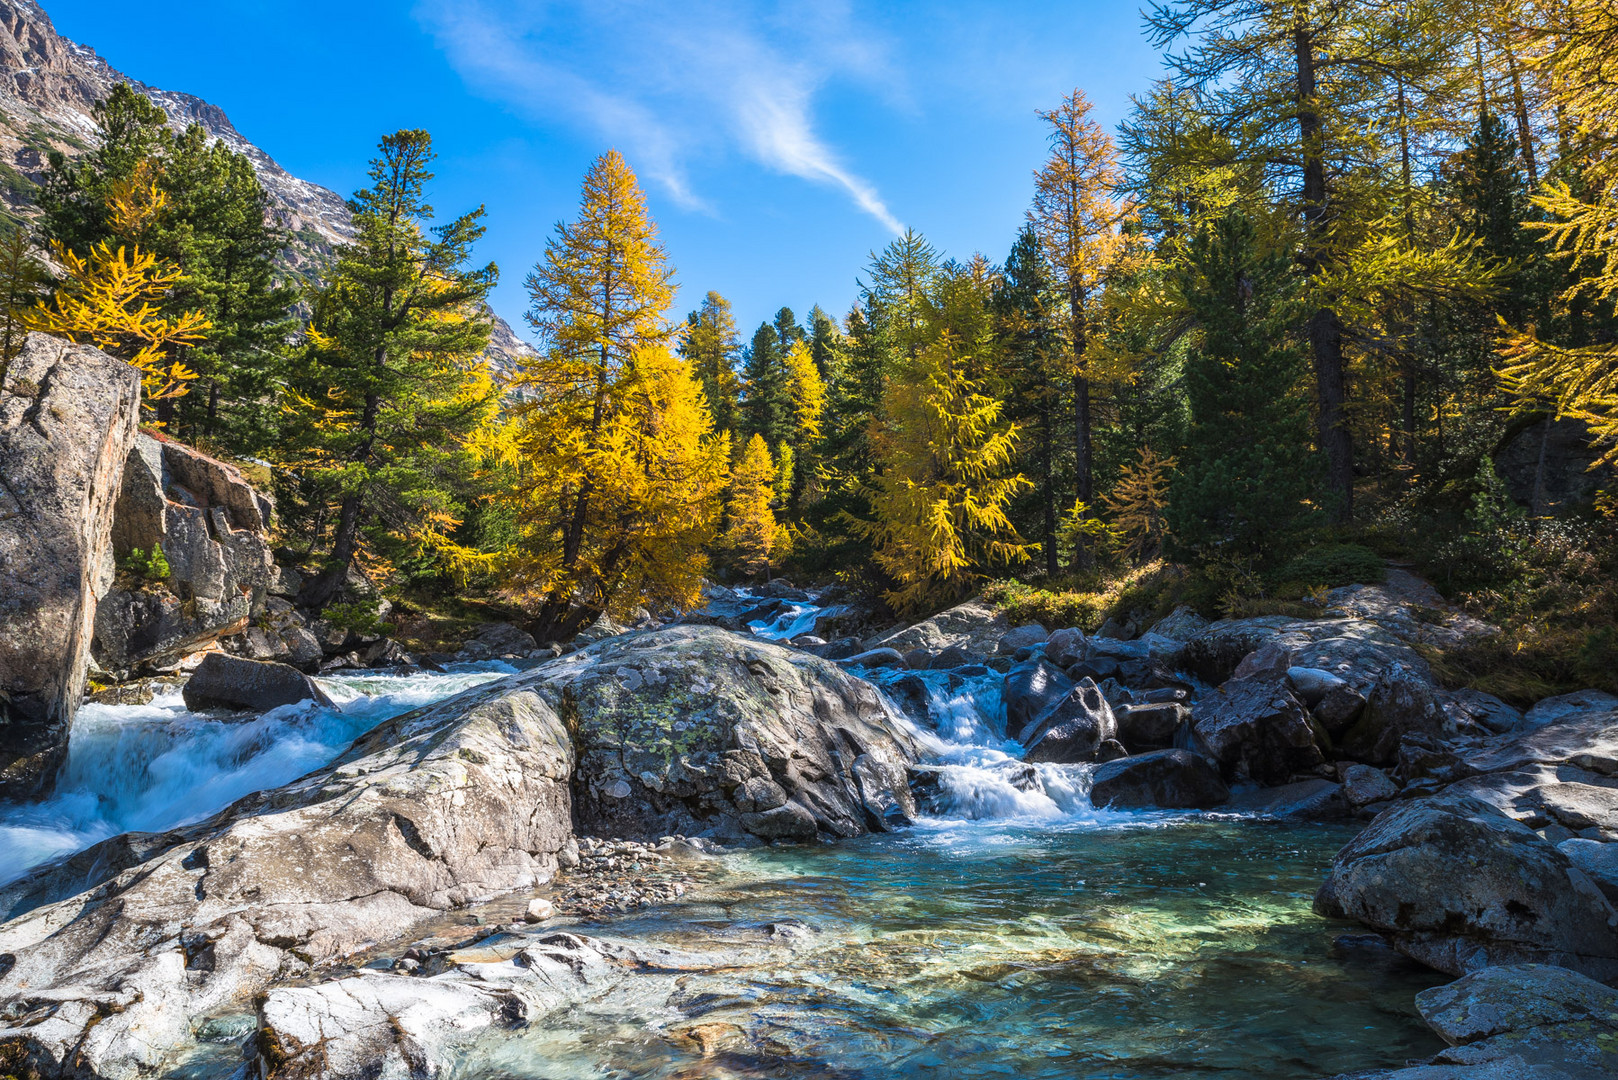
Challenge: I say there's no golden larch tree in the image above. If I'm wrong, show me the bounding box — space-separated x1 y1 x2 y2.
502 151 728 639
1029 88 1134 511
725 433 778 579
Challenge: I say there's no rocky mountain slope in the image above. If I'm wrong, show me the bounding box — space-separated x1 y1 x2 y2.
0 0 534 365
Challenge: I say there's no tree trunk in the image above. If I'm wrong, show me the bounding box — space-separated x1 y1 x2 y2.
1294 23 1353 521
1507 51 1539 186
1042 394 1057 578
298 493 362 609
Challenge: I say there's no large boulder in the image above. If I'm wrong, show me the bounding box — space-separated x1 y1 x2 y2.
1022 677 1117 764
1004 658 1075 745
181 652 335 712
1314 793 1618 981
0 335 141 799
1114 701 1188 751
92 433 278 673
0 669 576 1077
866 598 1010 657
1191 678 1325 785
1341 669 1452 765
1089 749 1229 810
529 626 927 842
1178 616 1294 683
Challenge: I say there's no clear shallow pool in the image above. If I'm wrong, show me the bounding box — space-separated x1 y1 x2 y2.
439 817 1444 1080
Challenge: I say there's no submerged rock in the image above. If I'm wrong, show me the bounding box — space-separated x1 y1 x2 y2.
1089 748 1229 810
0 334 141 799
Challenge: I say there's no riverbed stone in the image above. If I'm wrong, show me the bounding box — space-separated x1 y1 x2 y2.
1004 658 1075 745
1191 678 1325 785
1314 793 1618 981
997 623 1050 655
1341 670 1451 765
1089 748 1229 810
1022 677 1117 764
1341 763 1400 807
258 934 623 1080
1525 690 1618 731
0 672 577 1078
1044 627 1087 667
0 335 141 799
1114 701 1187 751
865 598 1010 657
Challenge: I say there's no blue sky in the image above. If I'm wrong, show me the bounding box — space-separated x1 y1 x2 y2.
48 1 1165 339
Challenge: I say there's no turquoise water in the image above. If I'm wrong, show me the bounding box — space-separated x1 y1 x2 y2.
460 816 1445 1079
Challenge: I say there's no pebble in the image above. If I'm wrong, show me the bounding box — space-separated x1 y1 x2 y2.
554 835 705 917
524 897 557 922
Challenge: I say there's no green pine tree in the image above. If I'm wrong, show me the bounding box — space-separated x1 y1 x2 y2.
281 130 498 610
1167 212 1319 557
679 290 743 437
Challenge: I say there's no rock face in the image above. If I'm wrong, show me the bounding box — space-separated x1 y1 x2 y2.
1314 793 1618 981
1347 964 1618 1079
181 653 334 712
534 627 926 842
1496 415 1618 515
1004 658 1074 744
0 671 576 1078
259 933 623 1080
0 334 140 799
1089 749 1229 810
92 433 277 672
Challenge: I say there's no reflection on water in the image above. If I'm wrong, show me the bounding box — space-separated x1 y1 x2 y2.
452 818 1444 1080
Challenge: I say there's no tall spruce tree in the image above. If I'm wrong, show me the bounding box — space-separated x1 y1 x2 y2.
995 224 1063 576
1168 212 1318 556
741 320 793 448
680 290 743 437
282 130 498 610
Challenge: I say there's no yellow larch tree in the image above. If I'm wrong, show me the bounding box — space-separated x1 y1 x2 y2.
26 174 208 412
725 433 778 580
1030 88 1136 512
501 150 729 640
858 269 1030 616
1499 0 1618 471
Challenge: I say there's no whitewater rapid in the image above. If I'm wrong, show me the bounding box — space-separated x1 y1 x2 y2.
0 664 516 887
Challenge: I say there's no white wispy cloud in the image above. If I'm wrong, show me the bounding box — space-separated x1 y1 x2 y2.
413 0 903 232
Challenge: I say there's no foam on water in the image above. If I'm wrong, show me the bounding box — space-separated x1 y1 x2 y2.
0 664 513 886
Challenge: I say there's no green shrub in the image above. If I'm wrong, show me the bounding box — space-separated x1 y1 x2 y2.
120 544 170 582
323 600 393 637
1277 543 1384 589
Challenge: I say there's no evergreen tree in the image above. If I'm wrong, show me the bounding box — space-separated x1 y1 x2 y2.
0 225 49 395
994 224 1062 575
866 229 941 359
502 151 727 639
1167 212 1318 556
741 320 793 448
281 130 498 610
38 83 293 450
679 290 742 436
858 264 1029 615
808 304 844 379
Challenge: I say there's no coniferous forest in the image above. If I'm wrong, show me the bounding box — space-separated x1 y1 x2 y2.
4 4 1618 1076
11 3 1609 704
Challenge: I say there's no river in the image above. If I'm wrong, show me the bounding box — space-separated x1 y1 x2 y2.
0 601 1446 1078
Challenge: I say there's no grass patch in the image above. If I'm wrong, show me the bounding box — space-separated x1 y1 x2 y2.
983 561 1187 632
387 589 529 655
